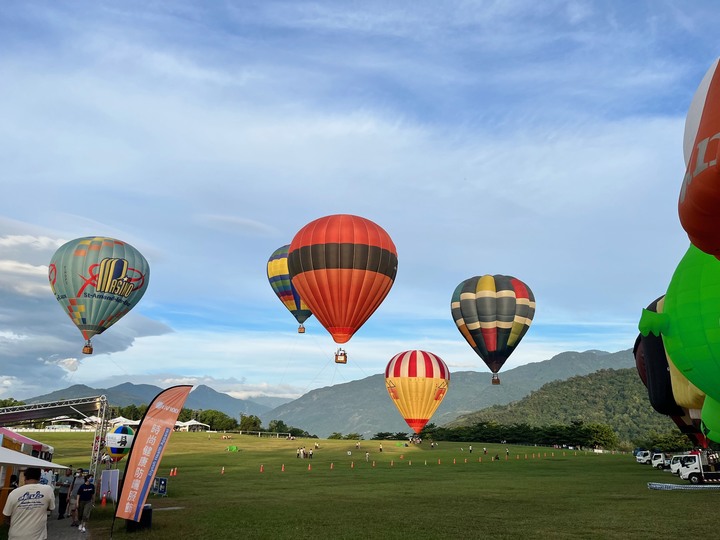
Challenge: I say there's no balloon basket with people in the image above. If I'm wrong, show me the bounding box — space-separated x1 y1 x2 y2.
334 348 347 364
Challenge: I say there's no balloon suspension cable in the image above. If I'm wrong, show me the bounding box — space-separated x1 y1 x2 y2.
491 373 500 385
335 347 347 364
82 340 94 355
298 324 306 334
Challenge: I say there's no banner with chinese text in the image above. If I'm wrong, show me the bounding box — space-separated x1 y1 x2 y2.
115 384 192 521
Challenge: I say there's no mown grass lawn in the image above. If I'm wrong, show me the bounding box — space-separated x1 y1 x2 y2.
6 432 718 539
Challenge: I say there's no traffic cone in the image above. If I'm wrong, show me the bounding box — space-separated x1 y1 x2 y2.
174 467 178 476
453 458 456 464
351 461 354 469
391 460 394 467
308 463 311 471
101 492 107 507
260 464 264 473
464 458 467 463
438 459 441 465
409 460 412 466
221 467 225 475
281 464 285 472
330 462 334 470
372 461 375 467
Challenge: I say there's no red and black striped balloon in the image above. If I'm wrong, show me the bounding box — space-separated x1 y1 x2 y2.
288 214 398 344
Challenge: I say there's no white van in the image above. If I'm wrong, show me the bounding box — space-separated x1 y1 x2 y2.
670 454 693 475
636 450 651 464
651 453 671 469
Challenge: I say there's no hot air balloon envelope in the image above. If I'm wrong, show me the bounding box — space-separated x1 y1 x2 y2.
385 350 450 434
451 275 535 384
679 58 720 258
288 214 397 345
267 245 312 332
48 236 150 354
639 245 720 442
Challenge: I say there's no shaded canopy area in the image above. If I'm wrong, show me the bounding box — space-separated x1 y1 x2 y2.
0 395 106 426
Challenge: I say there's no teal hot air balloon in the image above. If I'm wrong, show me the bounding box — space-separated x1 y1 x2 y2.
451 275 536 385
267 245 312 333
48 236 150 354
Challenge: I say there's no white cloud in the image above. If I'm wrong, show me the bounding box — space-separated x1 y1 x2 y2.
0 0 714 401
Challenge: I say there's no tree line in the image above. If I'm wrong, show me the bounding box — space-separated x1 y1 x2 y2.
111 405 315 436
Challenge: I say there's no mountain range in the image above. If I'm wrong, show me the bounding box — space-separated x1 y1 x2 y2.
24 349 636 438
25 383 276 417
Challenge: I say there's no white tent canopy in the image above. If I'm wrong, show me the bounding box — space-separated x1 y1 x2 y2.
0 446 69 469
110 416 140 426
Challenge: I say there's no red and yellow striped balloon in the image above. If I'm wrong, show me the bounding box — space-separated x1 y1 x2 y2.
385 350 450 434
288 214 397 345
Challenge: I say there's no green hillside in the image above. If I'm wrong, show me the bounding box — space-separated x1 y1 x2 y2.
446 368 678 442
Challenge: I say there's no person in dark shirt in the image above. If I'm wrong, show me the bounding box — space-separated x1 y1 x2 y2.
75 475 95 533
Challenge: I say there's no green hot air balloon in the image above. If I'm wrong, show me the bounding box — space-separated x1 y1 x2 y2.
266 245 312 333
48 236 150 354
639 244 720 442
451 275 535 385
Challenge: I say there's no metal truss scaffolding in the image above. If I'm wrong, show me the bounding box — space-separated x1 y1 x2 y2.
0 395 109 483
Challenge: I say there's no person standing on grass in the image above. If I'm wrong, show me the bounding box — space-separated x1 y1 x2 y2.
75 475 95 533
3 467 56 540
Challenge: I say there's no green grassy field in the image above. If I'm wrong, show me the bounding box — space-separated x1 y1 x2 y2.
5 432 718 539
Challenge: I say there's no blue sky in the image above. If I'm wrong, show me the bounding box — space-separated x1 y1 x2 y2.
0 1 716 401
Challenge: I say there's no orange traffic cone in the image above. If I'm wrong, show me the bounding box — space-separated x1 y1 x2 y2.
260 464 264 473
330 462 334 470
221 467 225 475
308 463 312 471
101 492 107 507
281 464 285 472
351 461 354 469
